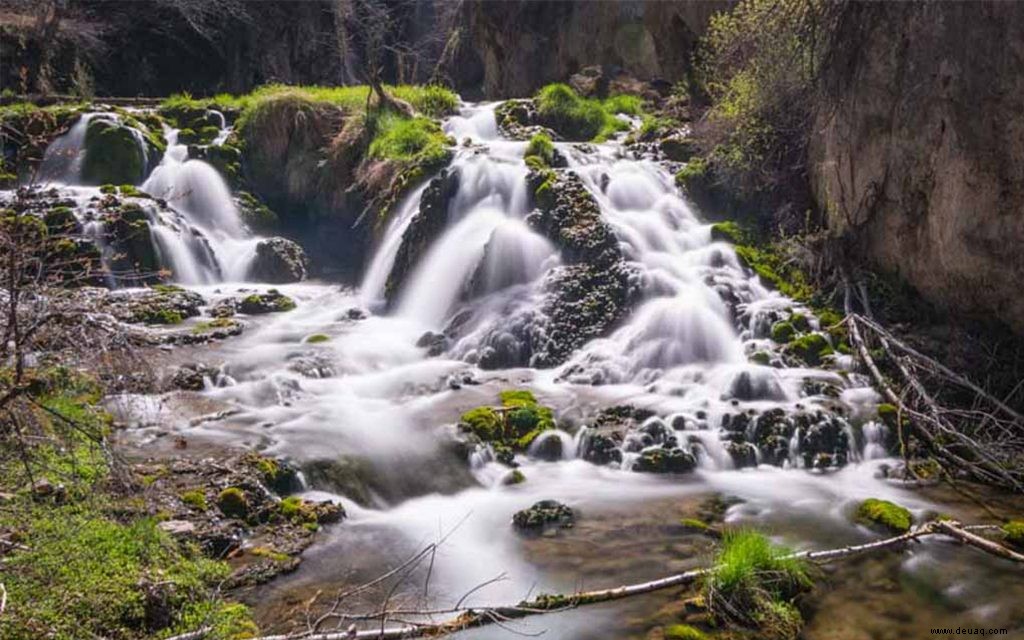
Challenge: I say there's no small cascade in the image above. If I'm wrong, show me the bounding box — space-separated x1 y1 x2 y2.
29 110 262 285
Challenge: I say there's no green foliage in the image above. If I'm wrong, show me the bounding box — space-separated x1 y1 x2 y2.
855 498 912 533
664 625 708 640
786 333 832 365
0 505 251 640
771 321 796 343
367 112 450 166
524 133 555 166
216 487 249 519
696 0 839 192
704 529 811 639
534 83 637 141
181 489 208 511
675 157 708 189
1003 520 1024 548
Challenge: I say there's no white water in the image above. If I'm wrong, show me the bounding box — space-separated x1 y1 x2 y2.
27 110 261 284
110 103 1022 636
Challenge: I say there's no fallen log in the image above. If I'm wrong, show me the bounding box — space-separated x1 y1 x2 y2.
166 520 1023 640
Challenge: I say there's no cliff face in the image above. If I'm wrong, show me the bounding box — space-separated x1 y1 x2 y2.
451 0 728 98
810 2 1024 334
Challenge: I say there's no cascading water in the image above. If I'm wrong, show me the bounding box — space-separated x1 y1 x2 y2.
29 109 261 284
116 102 1023 637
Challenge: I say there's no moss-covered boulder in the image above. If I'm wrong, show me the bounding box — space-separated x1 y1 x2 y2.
632 446 697 473
1003 520 1024 549
458 390 556 462
238 289 296 314
81 117 149 185
248 237 309 284
216 487 250 519
854 498 912 533
512 499 574 533
785 333 833 366
103 202 161 278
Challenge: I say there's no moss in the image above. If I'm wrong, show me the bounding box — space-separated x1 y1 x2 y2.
855 498 912 533
216 487 249 519
675 157 709 188
680 518 711 533
279 496 304 519
507 469 526 485
99 183 118 194
534 83 635 141
191 318 238 334
249 546 290 563
181 490 208 511
81 117 145 185
524 133 555 166
367 111 451 167
786 333 832 366
1003 520 1024 548
876 403 900 428
305 333 330 344
751 350 772 365
44 206 77 233
236 191 279 231
458 390 556 455
140 308 184 325
789 313 810 332
709 220 750 244
770 321 795 343
664 625 708 640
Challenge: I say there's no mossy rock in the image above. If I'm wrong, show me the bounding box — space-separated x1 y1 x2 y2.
770 321 796 343
43 206 78 234
855 498 912 533
180 489 208 511
238 290 296 314
216 487 249 519
457 389 556 457
81 117 146 185
632 447 697 473
786 333 833 366
305 333 330 344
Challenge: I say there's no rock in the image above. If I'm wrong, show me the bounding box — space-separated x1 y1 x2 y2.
158 520 197 536
216 487 250 519
659 135 699 162
103 202 162 279
631 446 697 473
248 237 310 283
529 432 564 461
81 116 153 185
238 289 296 314
512 499 575 532
415 331 448 356
581 431 623 465
105 285 205 325
385 168 461 301
568 65 609 98
854 498 912 534
171 363 219 391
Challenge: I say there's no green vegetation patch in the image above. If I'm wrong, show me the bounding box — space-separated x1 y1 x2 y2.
524 132 556 166
216 487 249 519
458 390 556 456
855 498 913 533
367 111 451 167
305 333 331 344
704 529 811 639
664 625 708 640
534 83 641 141
1003 520 1024 548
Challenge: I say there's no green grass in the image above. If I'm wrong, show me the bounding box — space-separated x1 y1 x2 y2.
664 625 708 640
367 112 450 165
534 83 641 141
459 390 556 454
704 529 811 639
855 498 912 533
0 506 252 640
524 133 556 166
161 84 457 119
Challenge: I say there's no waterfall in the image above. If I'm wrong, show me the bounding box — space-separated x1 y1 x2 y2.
32 111 260 285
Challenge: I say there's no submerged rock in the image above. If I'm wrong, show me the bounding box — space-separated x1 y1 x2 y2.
248 237 310 283
238 289 296 314
170 363 219 391
632 446 697 474
512 499 575 533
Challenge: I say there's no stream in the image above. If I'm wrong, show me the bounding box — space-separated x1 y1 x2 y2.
30 102 1024 638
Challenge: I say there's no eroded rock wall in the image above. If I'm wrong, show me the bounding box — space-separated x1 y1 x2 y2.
810 1 1024 334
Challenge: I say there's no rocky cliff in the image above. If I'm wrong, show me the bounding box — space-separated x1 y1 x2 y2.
809 1 1024 335
450 0 728 98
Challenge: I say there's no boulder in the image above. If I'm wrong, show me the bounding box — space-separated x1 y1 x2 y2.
632 446 697 473
238 289 296 314
248 237 310 283
512 499 575 533
81 117 149 185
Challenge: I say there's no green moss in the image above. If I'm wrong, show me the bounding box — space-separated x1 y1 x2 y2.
191 318 238 334
751 350 772 365
305 333 330 344
709 220 750 244
367 112 451 166
664 624 708 640
770 321 795 343
789 313 810 332
458 390 556 455
181 489 208 511
680 518 711 533
534 83 636 141
508 469 526 485
82 118 145 185
675 157 708 188
99 183 118 194
249 546 290 563
279 496 304 519
216 487 249 519
524 133 555 166
855 498 912 533
140 308 183 325
1003 520 1024 548
876 403 900 428
786 333 832 366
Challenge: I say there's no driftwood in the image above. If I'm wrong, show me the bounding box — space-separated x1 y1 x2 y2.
843 280 1024 492
166 520 1023 640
